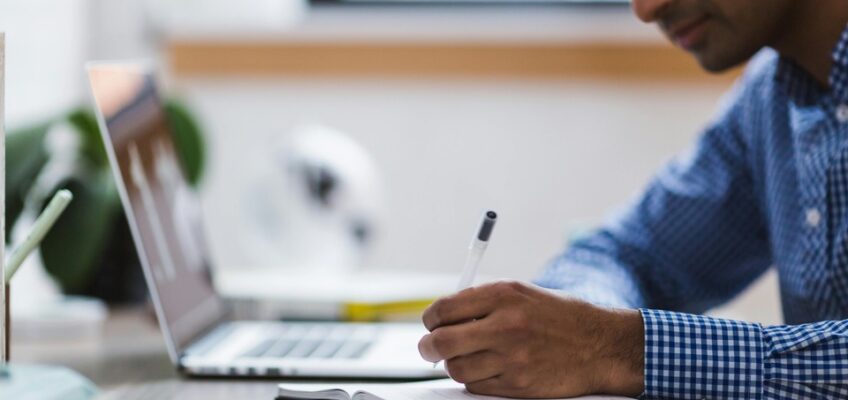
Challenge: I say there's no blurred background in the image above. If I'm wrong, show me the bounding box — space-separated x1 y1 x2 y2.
1 0 780 344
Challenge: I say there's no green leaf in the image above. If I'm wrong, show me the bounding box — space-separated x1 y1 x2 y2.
40 173 121 292
5 124 51 238
164 100 205 186
66 109 109 168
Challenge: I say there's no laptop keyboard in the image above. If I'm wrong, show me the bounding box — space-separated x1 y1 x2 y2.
240 324 376 360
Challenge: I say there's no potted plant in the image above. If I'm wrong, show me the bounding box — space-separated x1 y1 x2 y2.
5 100 205 303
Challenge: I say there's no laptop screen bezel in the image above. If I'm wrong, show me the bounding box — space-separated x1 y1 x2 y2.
85 61 227 363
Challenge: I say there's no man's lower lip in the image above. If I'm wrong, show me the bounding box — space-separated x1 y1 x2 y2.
673 18 708 50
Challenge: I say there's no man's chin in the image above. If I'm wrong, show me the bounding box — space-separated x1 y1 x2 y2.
692 51 749 74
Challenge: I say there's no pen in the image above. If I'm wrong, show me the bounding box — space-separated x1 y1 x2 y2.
456 210 497 291
434 210 498 368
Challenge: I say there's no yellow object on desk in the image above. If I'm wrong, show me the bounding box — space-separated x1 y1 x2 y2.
342 299 435 322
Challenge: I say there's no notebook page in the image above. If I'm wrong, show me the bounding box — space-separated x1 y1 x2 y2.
356 379 633 400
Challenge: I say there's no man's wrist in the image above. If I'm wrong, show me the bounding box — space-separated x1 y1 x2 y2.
594 307 645 397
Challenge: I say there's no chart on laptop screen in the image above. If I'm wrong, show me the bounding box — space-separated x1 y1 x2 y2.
88 65 223 347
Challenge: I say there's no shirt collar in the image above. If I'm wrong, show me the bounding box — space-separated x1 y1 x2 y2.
775 23 848 106
829 23 848 102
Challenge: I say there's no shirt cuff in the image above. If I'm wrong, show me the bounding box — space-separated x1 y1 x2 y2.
640 308 764 400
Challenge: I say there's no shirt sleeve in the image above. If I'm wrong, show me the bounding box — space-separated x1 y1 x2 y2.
534 76 772 313
641 308 848 399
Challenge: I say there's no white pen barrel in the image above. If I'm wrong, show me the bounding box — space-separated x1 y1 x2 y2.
437 211 497 367
457 240 488 290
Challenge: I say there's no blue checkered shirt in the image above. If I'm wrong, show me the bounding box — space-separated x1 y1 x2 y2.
536 27 848 400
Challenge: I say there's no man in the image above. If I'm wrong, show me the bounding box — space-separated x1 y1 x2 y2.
417 1 848 399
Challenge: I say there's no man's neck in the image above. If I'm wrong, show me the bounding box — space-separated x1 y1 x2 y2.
770 0 848 88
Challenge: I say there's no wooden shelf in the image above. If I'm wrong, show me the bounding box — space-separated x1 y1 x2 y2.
164 5 740 83
167 40 739 83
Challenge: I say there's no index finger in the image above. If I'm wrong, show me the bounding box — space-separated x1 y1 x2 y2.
423 285 500 331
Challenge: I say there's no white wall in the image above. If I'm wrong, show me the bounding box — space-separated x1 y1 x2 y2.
0 0 782 325
180 79 699 277
0 0 90 129
175 76 782 324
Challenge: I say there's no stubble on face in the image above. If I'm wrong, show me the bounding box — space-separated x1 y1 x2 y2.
656 0 796 72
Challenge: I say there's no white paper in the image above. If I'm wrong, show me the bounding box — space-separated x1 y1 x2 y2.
279 379 633 400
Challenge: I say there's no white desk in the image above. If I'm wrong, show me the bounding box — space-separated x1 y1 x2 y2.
12 307 433 399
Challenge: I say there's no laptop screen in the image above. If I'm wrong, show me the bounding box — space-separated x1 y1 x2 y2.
87 63 224 360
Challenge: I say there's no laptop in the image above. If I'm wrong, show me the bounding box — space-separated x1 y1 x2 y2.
86 62 446 379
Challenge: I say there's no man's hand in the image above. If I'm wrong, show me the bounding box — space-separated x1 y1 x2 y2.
418 281 644 398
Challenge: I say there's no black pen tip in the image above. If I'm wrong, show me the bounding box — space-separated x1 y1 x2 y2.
478 210 498 241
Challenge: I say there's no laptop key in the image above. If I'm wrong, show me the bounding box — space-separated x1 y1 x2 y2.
254 323 377 359
286 339 322 358
263 339 297 358
348 341 373 359
241 338 276 358
310 340 345 359
333 340 373 359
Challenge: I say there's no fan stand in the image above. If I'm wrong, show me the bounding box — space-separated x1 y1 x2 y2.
0 285 99 399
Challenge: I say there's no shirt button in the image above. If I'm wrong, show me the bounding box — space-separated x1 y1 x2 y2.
806 208 822 228
837 104 848 123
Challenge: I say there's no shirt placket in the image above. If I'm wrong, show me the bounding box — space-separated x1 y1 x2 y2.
794 102 834 314
823 97 848 315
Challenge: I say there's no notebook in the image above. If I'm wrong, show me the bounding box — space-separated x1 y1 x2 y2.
277 378 634 400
